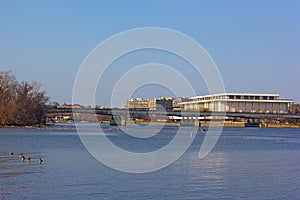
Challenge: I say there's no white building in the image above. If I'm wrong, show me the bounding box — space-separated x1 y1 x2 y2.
179 93 293 114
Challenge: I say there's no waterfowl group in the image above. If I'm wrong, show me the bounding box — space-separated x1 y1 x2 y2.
11 152 44 164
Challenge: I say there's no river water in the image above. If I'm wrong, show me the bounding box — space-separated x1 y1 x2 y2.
0 125 299 199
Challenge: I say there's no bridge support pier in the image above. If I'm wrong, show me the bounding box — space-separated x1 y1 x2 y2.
180 117 200 127
110 116 126 126
259 122 268 128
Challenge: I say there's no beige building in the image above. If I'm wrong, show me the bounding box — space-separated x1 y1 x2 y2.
123 98 149 110
123 97 173 111
179 93 293 114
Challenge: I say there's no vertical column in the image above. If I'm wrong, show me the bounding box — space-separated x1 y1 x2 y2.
110 115 126 126
221 101 223 112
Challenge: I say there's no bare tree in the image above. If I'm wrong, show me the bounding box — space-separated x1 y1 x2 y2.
0 71 18 125
0 71 49 126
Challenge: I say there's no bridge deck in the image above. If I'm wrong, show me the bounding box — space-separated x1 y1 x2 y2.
48 108 300 119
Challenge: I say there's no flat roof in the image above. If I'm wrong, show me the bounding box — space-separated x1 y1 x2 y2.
191 93 280 99
179 99 294 105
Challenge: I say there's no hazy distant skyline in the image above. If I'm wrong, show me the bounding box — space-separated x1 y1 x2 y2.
1 1 299 106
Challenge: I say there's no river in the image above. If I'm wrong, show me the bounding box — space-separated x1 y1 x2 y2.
1 125 299 199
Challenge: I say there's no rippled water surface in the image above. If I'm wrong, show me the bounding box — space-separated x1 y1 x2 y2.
1 125 300 199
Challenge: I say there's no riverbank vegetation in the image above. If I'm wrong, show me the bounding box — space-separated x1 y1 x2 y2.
0 71 49 127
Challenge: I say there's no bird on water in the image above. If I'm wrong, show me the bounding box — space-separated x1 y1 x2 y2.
26 157 31 163
19 153 25 162
39 158 43 164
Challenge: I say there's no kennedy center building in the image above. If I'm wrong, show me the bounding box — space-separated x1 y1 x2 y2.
179 93 293 114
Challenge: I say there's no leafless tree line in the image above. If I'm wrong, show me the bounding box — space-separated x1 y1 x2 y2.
0 71 49 126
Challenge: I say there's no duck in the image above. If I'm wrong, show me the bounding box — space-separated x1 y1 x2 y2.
38 158 43 164
198 127 207 132
10 152 14 155
26 157 31 163
19 154 25 162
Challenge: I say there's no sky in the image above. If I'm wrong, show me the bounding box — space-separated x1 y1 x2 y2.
0 0 299 106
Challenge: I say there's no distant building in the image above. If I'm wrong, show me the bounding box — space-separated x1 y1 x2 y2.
151 97 173 111
123 97 173 111
172 97 193 111
122 98 149 110
56 104 86 109
179 93 293 114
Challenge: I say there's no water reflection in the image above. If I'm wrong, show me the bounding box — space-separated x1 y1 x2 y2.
173 152 228 191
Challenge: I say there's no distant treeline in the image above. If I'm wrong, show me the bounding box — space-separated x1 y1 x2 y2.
0 71 49 126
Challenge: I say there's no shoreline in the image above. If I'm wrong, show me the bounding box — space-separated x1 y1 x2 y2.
130 121 300 129
1 121 299 129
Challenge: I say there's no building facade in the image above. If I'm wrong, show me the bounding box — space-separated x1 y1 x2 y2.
123 97 173 111
179 93 293 114
172 97 193 111
122 98 149 110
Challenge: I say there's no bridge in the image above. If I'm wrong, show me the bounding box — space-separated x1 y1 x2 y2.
47 108 300 127
48 108 300 119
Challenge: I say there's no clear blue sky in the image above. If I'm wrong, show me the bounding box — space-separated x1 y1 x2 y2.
0 0 299 106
